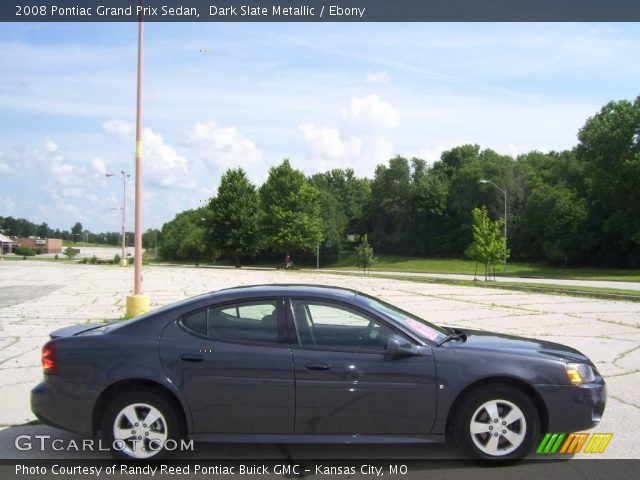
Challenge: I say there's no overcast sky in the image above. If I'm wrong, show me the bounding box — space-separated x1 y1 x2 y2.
0 22 638 232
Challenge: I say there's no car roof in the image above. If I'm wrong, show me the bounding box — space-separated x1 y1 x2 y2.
108 284 363 336
214 284 358 301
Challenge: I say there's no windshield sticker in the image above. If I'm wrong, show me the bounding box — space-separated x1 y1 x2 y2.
406 318 439 340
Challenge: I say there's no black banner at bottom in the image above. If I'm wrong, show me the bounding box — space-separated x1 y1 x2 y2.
3 459 640 480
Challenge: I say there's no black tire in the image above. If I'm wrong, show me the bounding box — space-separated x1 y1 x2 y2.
101 389 183 460
453 385 540 461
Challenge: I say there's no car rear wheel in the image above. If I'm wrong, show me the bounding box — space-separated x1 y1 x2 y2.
102 389 182 460
454 385 540 461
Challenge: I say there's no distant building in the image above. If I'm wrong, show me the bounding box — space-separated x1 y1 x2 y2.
0 233 13 253
15 237 63 254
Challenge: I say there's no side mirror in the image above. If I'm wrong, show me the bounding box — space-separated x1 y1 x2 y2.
386 334 421 356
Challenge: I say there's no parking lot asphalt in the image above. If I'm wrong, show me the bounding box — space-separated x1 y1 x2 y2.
0 261 638 459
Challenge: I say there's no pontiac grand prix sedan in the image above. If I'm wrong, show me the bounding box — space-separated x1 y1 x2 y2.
31 285 606 461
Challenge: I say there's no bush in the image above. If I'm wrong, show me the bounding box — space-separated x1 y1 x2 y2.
90 255 98 265
15 246 35 256
113 254 121 265
54 254 59 260
63 246 78 260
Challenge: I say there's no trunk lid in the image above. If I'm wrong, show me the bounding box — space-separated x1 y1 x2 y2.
49 323 107 339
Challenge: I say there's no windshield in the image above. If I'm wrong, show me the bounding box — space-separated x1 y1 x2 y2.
355 293 449 344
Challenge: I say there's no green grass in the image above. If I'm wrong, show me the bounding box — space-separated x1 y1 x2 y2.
328 255 640 282
326 271 640 302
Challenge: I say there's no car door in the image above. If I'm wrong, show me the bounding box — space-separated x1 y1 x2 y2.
159 297 295 434
287 298 438 435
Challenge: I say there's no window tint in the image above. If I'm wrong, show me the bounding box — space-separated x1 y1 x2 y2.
291 300 394 350
182 309 207 336
209 300 280 344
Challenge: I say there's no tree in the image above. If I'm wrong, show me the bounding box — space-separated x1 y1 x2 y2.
355 234 376 274
310 168 372 260
63 246 77 260
407 169 449 256
310 168 372 235
516 185 587 265
369 156 412 252
259 160 323 257
314 189 345 263
160 208 214 263
576 97 640 266
176 224 211 265
0 216 36 237
36 222 51 238
142 228 162 259
208 168 260 267
465 207 509 280
71 222 83 243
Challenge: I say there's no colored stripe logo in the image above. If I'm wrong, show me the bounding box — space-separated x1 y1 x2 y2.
537 433 612 454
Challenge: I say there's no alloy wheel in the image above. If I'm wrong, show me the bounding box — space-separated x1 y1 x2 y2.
112 402 168 459
469 399 527 457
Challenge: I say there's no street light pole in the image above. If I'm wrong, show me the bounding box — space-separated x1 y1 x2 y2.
106 171 129 266
478 179 508 274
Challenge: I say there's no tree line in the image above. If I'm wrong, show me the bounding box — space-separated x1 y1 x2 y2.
160 97 639 268
0 218 159 251
3 97 638 268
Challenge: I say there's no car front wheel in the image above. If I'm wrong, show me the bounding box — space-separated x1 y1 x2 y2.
454 386 540 460
102 389 182 460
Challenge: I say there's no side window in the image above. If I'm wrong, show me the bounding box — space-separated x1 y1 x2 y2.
291 300 394 350
182 309 207 336
208 300 280 344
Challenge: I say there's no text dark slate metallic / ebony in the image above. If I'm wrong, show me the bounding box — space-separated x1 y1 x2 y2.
31 284 606 460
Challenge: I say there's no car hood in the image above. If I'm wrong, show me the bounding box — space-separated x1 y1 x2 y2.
449 327 591 364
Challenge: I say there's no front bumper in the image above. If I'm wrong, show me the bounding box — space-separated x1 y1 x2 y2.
31 376 102 437
536 380 607 432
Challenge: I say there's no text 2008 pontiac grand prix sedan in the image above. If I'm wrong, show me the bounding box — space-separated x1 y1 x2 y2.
31 285 606 461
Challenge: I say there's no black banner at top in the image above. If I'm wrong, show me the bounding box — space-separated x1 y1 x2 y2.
4 0 640 22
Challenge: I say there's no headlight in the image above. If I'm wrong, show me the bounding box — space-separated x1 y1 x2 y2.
566 363 596 384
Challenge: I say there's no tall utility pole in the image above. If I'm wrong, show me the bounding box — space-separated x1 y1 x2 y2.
106 171 129 266
134 9 144 295
126 2 151 317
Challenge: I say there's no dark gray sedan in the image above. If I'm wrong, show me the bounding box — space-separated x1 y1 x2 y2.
31 284 606 461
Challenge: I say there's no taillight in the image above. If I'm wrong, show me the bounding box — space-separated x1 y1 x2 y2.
42 341 59 374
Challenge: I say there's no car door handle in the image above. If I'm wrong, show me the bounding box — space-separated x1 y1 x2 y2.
305 363 330 371
180 354 203 362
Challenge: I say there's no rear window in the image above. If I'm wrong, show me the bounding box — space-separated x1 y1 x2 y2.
182 309 207 336
180 300 281 345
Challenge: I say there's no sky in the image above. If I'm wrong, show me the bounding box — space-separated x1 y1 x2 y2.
0 22 638 232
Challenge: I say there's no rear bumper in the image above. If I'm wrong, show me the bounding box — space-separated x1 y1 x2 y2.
31 377 102 437
536 380 607 432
